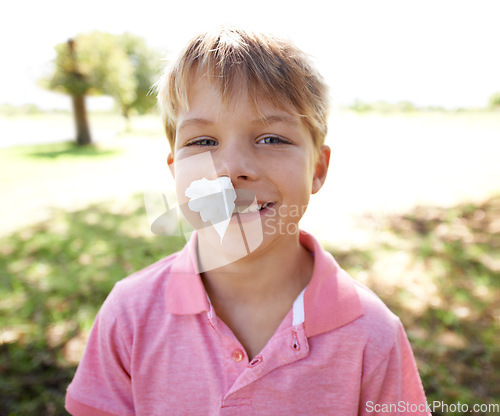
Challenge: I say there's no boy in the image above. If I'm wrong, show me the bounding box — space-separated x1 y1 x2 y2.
65 27 430 415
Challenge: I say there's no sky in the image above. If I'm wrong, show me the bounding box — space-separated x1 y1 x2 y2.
2 0 500 110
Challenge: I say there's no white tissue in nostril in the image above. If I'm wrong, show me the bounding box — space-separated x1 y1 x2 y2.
185 177 236 241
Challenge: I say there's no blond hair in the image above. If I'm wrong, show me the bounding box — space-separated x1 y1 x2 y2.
156 27 329 151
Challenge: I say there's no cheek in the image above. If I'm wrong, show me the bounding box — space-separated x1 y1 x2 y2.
281 157 314 191
273 166 313 215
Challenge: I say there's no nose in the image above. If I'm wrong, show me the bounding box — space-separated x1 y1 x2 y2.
213 141 259 183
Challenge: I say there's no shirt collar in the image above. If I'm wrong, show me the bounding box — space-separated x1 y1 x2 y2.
165 231 364 336
298 231 364 337
165 232 210 315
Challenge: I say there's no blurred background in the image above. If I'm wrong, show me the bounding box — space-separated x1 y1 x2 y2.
1 0 499 414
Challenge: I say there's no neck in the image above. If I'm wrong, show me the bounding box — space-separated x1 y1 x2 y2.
198 231 314 308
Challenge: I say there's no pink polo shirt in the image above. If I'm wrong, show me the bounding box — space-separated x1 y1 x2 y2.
65 231 430 415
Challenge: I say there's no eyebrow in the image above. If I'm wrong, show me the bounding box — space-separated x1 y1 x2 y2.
178 113 298 133
177 118 214 133
257 114 298 126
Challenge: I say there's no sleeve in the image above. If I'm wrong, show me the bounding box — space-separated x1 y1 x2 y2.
65 284 135 416
360 322 431 416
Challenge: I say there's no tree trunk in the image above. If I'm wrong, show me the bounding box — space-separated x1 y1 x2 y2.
72 94 92 146
122 106 131 132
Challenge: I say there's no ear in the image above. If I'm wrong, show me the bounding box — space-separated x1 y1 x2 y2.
312 145 330 194
167 153 175 178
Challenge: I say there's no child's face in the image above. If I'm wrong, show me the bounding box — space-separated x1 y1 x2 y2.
168 75 330 252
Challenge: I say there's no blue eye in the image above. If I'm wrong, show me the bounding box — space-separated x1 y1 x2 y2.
259 136 289 145
186 138 218 147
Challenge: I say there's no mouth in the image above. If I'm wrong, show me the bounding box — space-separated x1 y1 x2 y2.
233 201 275 214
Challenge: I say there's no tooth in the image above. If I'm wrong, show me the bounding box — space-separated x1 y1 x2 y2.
233 201 261 214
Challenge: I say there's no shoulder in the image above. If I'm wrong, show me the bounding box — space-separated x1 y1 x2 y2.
98 250 182 326
322 268 412 381
114 251 179 295
350 278 403 344
340 274 415 379
301 231 403 346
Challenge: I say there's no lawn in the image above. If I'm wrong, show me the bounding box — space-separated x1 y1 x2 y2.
0 112 499 415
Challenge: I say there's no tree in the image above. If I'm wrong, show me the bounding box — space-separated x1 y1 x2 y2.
44 31 160 145
489 92 500 109
117 33 161 121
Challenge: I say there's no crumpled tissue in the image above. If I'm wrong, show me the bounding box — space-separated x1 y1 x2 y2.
185 177 236 241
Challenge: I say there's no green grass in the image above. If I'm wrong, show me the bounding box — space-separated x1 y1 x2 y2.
0 141 122 183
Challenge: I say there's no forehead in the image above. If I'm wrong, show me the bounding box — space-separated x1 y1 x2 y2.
178 74 303 130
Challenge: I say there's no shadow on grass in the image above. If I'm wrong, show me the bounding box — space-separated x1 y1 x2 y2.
27 141 122 159
0 195 185 415
330 195 500 415
0 341 76 415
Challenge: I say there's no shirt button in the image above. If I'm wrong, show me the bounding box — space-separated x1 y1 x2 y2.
231 349 244 362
